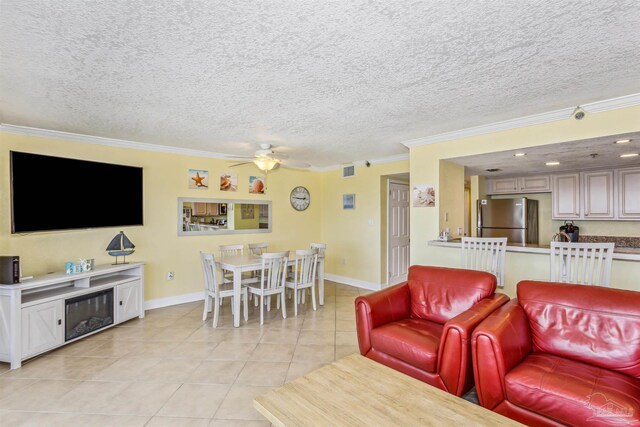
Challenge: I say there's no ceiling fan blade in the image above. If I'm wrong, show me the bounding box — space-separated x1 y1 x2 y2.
225 156 254 161
229 162 253 168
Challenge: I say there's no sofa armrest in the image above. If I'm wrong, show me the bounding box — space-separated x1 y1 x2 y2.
437 293 510 395
354 283 411 355
472 299 532 409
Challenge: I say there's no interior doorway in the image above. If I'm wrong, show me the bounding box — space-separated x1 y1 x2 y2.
387 181 410 286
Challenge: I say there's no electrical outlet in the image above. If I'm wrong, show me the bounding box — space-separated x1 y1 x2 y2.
167 271 174 280
341 258 346 265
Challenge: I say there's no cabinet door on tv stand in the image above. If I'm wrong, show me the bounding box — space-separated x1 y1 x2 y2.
22 300 64 359
116 281 142 323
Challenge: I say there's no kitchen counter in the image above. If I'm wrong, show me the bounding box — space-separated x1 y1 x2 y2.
428 240 640 261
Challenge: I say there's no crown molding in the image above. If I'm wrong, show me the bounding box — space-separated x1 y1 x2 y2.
1 123 408 171
310 152 410 172
581 92 640 113
0 124 231 159
402 93 640 148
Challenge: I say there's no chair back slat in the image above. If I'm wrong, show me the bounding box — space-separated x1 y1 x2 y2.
461 237 507 287
310 242 326 257
260 251 290 291
219 244 243 257
293 249 318 285
200 252 218 293
549 242 614 286
248 243 269 256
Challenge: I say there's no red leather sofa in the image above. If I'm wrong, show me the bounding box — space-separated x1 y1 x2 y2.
355 265 509 396
472 281 640 426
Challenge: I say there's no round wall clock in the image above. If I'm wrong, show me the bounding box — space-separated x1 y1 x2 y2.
290 186 311 211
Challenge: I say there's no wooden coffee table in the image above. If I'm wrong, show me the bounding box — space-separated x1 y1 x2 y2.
254 354 523 426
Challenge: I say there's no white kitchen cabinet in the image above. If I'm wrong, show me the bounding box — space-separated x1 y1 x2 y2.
552 174 580 219
487 177 519 194
487 175 551 194
116 280 142 323
21 300 63 359
617 167 640 219
519 175 551 193
582 170 614 219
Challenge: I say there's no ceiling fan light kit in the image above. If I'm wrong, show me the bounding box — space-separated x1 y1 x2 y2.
254 157 279 172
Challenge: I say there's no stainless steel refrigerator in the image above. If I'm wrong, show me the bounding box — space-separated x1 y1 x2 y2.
477 198 538 244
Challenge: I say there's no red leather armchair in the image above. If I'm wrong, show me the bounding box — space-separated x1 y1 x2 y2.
355 265 509 396
472 281 640 427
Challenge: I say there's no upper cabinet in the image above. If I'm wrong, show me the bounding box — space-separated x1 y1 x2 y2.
549 167 639 220
617 168 640 219
582 170 614 219
519 175 551 193
486 175 550 194
552 174 581 219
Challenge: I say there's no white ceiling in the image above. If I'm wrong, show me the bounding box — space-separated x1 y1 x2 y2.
1 1 639 167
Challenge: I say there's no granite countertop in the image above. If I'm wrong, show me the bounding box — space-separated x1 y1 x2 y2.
429 237 640 261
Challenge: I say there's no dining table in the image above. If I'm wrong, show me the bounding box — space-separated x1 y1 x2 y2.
216 252 325 327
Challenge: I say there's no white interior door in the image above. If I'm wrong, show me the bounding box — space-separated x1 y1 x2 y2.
388 182 410 286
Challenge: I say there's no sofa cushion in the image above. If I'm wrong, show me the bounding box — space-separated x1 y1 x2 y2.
505 353 640 426
407 266 496 324
370 318 443 372
518 281 640 378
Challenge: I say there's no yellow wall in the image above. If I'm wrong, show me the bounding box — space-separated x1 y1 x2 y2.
410 105 640 297
0 132 322 302
320 161 409 285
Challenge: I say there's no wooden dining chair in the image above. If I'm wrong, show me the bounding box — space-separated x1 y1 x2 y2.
248 242 269 256
285 249 318 316
550 241 614 286
219 244 244 257
246 251 289 325
310 242 326 257
200 252 248 327
461 237 507 287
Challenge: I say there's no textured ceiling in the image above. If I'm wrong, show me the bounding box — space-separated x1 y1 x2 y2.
1 1 640 167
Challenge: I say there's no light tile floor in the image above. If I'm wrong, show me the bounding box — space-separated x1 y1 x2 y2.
0 281 370 426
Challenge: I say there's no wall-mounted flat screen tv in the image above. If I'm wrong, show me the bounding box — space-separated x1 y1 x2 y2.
11 151 143 233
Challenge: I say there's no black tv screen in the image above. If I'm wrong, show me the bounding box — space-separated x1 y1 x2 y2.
11 151 143 233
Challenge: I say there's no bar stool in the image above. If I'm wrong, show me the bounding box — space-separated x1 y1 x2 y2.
550 241 614 286
460 237 507 287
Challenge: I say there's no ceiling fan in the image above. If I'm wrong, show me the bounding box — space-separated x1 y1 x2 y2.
226 143 310 172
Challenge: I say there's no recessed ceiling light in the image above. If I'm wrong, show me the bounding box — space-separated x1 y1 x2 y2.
545 161 560 166
620 153 639 158
513 153 526 157
615 139 632 144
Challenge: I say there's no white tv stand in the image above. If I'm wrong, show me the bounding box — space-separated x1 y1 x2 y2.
0 262 144 369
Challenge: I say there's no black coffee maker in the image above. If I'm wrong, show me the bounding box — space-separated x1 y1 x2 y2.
559 221 579 242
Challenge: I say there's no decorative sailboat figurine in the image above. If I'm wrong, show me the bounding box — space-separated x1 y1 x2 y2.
106 231 135 265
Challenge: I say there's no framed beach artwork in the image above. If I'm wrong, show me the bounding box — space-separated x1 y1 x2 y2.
220 173 237 191
343 194 355 210
413 184 435 207
249 176 265 194
188 169 209 189
241 204 255 219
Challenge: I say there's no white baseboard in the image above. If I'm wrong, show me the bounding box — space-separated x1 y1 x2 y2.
143 276 382 311
324 274 381 291
144 291 204 310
